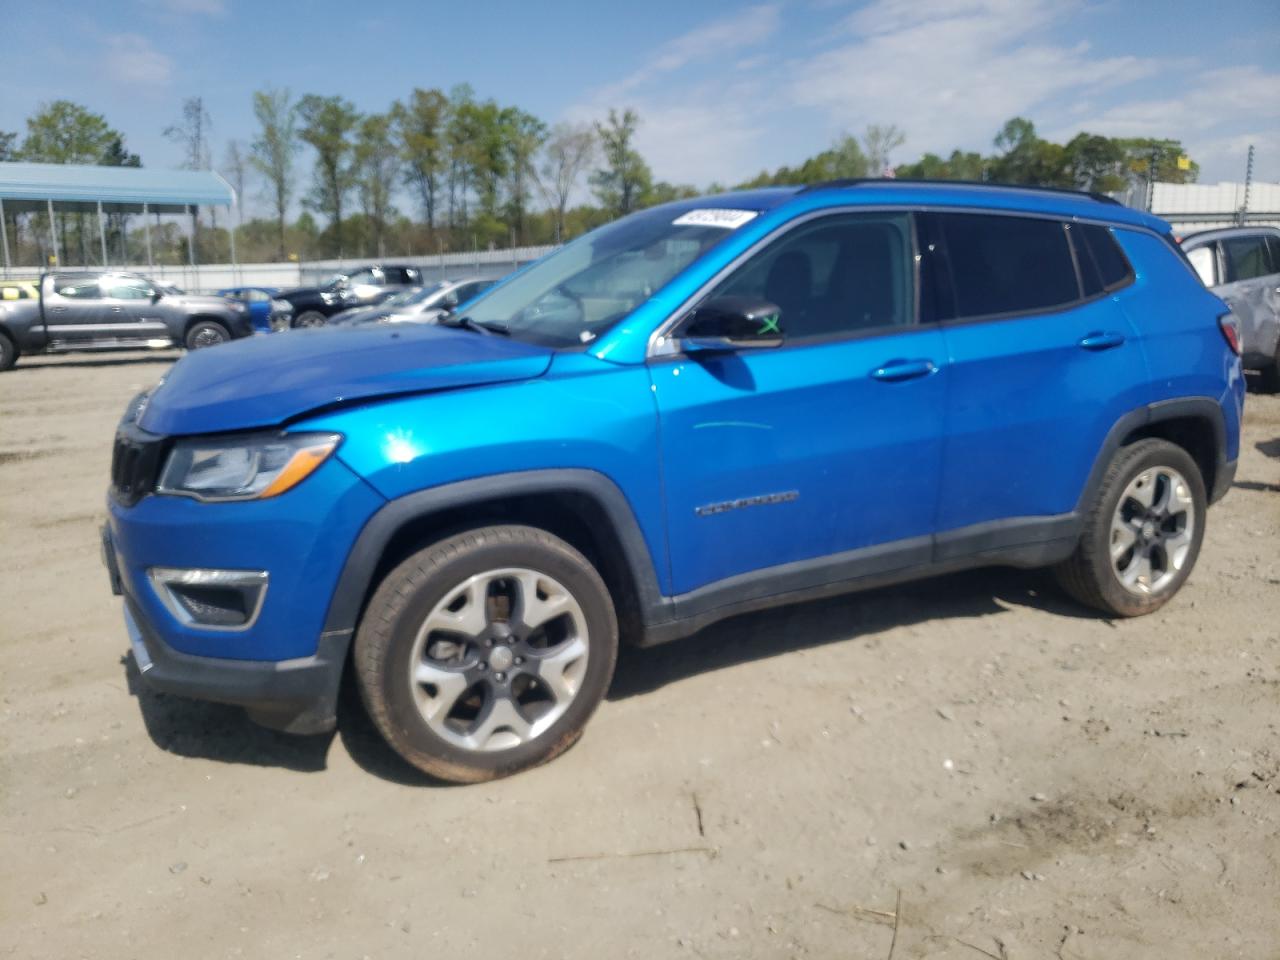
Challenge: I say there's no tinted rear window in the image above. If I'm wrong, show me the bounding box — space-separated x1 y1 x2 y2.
938 213 1079 319
1077 224 1133 293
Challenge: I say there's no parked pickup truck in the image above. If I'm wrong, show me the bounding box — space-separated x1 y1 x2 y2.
0 271 255 371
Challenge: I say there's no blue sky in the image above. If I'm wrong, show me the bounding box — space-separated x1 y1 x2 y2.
1 0 1276 216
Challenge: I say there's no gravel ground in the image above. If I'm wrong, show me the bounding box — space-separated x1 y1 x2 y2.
1 352 1277 960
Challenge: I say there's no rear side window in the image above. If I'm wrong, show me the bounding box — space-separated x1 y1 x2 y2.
54 276 102 299
1 284 30 300
1222 235 1275 282
1073 224 1134 295
937 214 1079 320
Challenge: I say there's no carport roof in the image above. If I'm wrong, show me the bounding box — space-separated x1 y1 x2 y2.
0 160 234 213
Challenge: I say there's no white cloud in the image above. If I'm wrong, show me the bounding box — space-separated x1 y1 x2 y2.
788 0 1157 161
102 33 174 88
568 0 1272 187
595 4 781 103
140 0 227 15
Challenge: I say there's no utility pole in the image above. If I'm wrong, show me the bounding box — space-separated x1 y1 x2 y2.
1237 144 1254 226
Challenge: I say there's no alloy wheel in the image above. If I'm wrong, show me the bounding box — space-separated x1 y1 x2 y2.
1110 466 1196 595
407 567 590 752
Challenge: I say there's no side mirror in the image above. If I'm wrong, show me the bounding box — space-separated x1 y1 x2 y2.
150 289 162 303
681 296 785 353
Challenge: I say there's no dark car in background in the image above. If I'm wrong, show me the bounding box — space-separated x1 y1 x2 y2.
0 271 254 371
218 286 294 333
327 277 496 327
1181 226 1280 391
277 264 422 328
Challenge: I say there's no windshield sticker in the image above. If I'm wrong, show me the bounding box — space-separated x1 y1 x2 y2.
672 208 759 230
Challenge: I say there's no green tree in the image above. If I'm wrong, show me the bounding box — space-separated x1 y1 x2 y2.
503 108 547 244
590 108 651 217
444 84 478 228
22 101 133 264
0 130 16 161
297 94 360 257
989 117 1069 186
895 148 985 181
1116 138 1198 186
1062 133 1126 191
392 88 449 230
354 112 400 257
249 88 299 260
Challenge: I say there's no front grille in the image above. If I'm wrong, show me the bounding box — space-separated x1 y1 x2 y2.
111 423 167 506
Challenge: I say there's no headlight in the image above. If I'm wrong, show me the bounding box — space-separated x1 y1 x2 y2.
157 432 341 501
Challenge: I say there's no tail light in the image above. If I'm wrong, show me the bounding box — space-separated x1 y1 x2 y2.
1218 311 1241 356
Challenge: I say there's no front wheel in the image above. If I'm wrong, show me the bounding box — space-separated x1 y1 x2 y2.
294 310 327 328
1054 438 1206 617
0 332 16 371
185 320 229 350
354 525 618 783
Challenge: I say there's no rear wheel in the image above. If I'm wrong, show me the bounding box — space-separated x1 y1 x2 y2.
1055 439 1205 617
0 332 16 371
354 525 618 783
1257 346 1280 393
294 310 327 328
185 320 229 350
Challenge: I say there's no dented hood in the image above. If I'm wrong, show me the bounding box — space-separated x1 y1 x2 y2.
139 324 554 436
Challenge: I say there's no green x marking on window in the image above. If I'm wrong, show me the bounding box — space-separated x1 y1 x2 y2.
759 314 780 335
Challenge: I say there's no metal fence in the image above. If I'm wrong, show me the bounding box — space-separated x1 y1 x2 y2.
1 244 557 292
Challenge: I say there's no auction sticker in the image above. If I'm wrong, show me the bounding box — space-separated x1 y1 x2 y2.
672 208 759 229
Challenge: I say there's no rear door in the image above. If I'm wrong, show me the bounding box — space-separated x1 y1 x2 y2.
926 212 1148 553
43 274 106 343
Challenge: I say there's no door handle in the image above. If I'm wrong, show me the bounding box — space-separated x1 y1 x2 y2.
1079 331 1125 351
110 306 123 313
870 359 937 382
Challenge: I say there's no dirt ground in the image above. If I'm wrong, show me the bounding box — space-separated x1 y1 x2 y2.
1 351 1277 960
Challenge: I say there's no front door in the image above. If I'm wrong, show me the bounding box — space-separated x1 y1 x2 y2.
100 275 171 341
650 212 947 604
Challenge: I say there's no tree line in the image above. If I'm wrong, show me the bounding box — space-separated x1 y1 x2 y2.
0 95 1198 269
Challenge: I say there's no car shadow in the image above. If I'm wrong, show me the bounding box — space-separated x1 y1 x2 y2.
123 565 1099 784
609 565 1095 700
1256 437 1280 459
20 354 180 370
123 652 334 773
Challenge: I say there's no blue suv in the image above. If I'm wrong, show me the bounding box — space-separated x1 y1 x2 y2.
103 181 1244 782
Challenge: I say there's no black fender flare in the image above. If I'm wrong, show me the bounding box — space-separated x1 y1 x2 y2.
1076 397 1231 512
320 468 671 640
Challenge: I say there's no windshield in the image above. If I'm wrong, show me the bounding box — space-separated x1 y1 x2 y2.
385 283 446 308
459 207 742 347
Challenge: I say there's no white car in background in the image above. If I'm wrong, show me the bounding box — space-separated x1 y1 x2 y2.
327 277 496 328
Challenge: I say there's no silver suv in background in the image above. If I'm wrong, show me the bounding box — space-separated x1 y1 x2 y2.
1182 226 1280 390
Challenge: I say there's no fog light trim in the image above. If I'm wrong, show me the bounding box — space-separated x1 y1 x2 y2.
148 567 269 632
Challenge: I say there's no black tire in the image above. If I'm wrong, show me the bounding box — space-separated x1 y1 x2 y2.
185 320 230 350
0 332 16 372
294 310 327 328
1256 349 1280 393
1054 438 1206 617
354 525 618 783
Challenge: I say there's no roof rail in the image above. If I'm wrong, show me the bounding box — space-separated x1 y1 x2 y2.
799 178 1122 206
